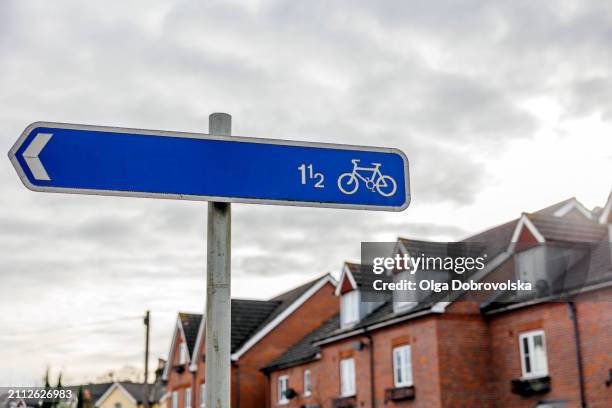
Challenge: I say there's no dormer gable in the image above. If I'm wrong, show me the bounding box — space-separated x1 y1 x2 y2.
599 191 612 224
552 197 593 221
510 214 546 246
336 262 383 328
162 313 202 380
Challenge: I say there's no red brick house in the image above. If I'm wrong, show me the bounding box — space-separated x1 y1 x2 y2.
162 273 338 408
264 195 612 408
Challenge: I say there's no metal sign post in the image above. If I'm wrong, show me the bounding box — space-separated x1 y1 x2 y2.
205 113 232 408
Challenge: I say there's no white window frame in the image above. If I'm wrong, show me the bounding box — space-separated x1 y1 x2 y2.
278 375 289 404
184 388 191 408
340 358 356 397
341 290 360 327
171 391 178 408
519 329 549 379
199 384 206 408
303 369 311 396
393 345 413 387
179 342 188 364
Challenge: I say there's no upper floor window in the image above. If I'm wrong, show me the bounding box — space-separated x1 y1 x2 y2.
519 330 548 378
515 246 547 284
184 388 191 408
393 345 413 387
115 403 122 408
171 391 178 408
278 375 289 404
340 358 356 397
199 384 206 408
303 369 311 396
179 341 188 365
340 290 360 327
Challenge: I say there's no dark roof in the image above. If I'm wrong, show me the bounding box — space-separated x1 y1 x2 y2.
263 314 340 371
531 197 577 216
179 313 202 356
257 274 330 332
263 196 611 370
462 218 518 258
231 299 280 352
118 381 164 403
232 273 331 352
310 198 610 343
528 213 607 243
179 274 332 356
344 262 379 289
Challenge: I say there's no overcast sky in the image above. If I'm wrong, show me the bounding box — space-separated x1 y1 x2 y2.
1 0 611 385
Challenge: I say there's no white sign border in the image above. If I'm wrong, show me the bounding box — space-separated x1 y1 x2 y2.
9 121 411 212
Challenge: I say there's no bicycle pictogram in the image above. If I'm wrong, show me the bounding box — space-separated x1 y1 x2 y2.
337 159 397 197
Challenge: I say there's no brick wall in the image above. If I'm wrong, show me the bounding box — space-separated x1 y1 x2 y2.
191 280 339 408
165 330 195 408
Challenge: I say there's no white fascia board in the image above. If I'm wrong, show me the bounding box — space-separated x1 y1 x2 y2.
599 192 612 224
334 264 357 296
189 316 206 372
231 274 336 360
162 318 188 380
510 214 546 245
553 199 592 219
95 382 137 407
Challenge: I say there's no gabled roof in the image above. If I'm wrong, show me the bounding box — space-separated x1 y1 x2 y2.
162 313 201 380
95 381 164 406
526 213 606 243
184 273 335 370
231 299 281 352
259 195 612 367
335 262 377 295
179 313 202 357
599 191 612 224
95 382 136 407
482 237 612 313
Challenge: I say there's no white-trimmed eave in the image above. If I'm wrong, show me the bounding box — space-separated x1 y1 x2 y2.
162 317 191 380
334 264 357 296
189 316 206 372
231 274 336 361
599 192 612 224
553 198 593 220
509 214 546 246
95 382 137 407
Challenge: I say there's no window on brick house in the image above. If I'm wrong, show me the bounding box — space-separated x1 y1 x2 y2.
341 290 360 327
304 369 311 396
393 345 413 387
278 375 289 404
184 388 191 408
519 330 548 378
171 391 178 408
179 342 188 365
199 384 206 408
340 358 356 397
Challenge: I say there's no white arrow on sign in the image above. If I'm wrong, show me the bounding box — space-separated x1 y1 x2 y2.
22 133 52 181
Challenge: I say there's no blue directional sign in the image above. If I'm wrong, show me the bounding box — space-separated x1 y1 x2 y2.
9 122 410 211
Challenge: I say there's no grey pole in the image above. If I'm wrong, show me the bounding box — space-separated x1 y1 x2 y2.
143 310 150 408
205 113 232 408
